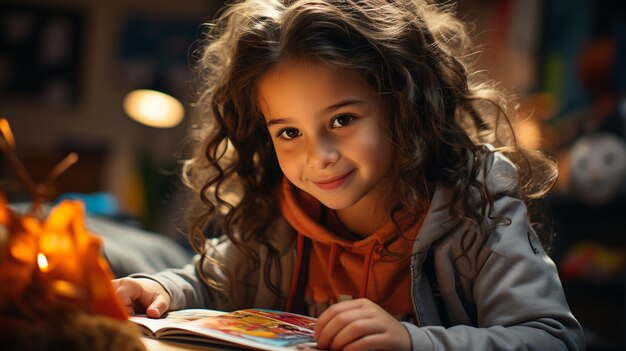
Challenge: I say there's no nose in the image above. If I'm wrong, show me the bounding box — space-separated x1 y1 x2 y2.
306 138 339 169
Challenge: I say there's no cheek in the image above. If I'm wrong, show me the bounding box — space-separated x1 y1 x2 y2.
352 127 392 172
274 147 300 179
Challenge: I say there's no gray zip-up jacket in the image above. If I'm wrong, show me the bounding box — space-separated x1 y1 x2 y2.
136 152 585 350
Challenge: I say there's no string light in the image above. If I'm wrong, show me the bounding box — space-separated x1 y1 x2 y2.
37 253 49 272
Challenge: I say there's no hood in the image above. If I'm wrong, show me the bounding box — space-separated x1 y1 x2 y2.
278 177 427 315
411 149 520 254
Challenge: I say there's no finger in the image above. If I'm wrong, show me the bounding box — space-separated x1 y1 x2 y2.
295 346 324 351
115 278 153 313
315 299 368 338
111 279 130 307
147 293 169 318
317 307 380 350
346 321 411 351
328 315 386 351
113 278 139 307
342 333 394 351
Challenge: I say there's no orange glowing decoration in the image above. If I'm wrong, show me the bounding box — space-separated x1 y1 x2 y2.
0 118 127 322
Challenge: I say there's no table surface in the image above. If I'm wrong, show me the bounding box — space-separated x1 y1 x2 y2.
141 337 234 351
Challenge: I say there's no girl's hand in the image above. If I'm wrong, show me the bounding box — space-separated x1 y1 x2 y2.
111 277 171 318
314 298 411 351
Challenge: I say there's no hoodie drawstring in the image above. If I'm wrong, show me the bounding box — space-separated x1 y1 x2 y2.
359 240 378 298
328 243 339 274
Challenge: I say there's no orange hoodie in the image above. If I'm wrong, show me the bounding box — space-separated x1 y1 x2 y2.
279 178 427 319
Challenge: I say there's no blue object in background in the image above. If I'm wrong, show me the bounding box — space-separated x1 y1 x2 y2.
54 192 119 217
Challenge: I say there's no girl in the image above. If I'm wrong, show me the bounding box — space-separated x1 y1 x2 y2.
113 0 585 350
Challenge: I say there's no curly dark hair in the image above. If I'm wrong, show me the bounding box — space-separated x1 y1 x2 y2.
180 0 558 300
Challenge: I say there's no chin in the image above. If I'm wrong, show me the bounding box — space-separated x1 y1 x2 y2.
315 193 360 210
318 201 348 210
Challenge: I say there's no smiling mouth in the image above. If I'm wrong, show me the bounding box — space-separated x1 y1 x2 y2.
312 170 354 190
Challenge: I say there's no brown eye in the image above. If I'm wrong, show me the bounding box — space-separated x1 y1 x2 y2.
278 128 301 140
331 114 355 128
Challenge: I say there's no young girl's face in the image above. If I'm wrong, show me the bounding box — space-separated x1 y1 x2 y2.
257 60 393 211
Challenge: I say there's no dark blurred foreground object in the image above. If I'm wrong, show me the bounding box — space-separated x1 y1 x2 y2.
0 119 146 351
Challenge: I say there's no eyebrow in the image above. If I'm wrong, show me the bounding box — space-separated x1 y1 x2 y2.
265 99 367 126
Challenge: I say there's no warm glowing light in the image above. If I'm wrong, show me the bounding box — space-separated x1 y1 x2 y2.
123 89 184 128
0 125 129 321
514 119 542 150
37 252 49 272
51 279 82 298
0 225 7 246
0 118 15 147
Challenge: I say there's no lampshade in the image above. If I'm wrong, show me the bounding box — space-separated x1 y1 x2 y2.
123 89 184 128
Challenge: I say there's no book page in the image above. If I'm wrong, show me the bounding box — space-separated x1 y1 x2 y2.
131 309 224 335
131 309 317 351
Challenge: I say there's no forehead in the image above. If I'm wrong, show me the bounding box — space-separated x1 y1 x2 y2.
256 60 377 118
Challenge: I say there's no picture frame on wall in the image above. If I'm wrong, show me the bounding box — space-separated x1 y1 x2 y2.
0 4 84 107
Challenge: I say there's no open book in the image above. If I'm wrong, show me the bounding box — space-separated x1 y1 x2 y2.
130 308 317 351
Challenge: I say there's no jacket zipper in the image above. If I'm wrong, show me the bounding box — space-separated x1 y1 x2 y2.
409 260 423 327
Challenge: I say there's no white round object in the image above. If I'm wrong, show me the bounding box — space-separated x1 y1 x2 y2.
569 133 626 205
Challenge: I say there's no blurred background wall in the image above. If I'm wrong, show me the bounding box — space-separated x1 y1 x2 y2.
0 0 625 349
0 0 221 232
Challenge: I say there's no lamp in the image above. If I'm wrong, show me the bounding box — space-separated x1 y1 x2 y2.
118 16 199 129
123 88 184 128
